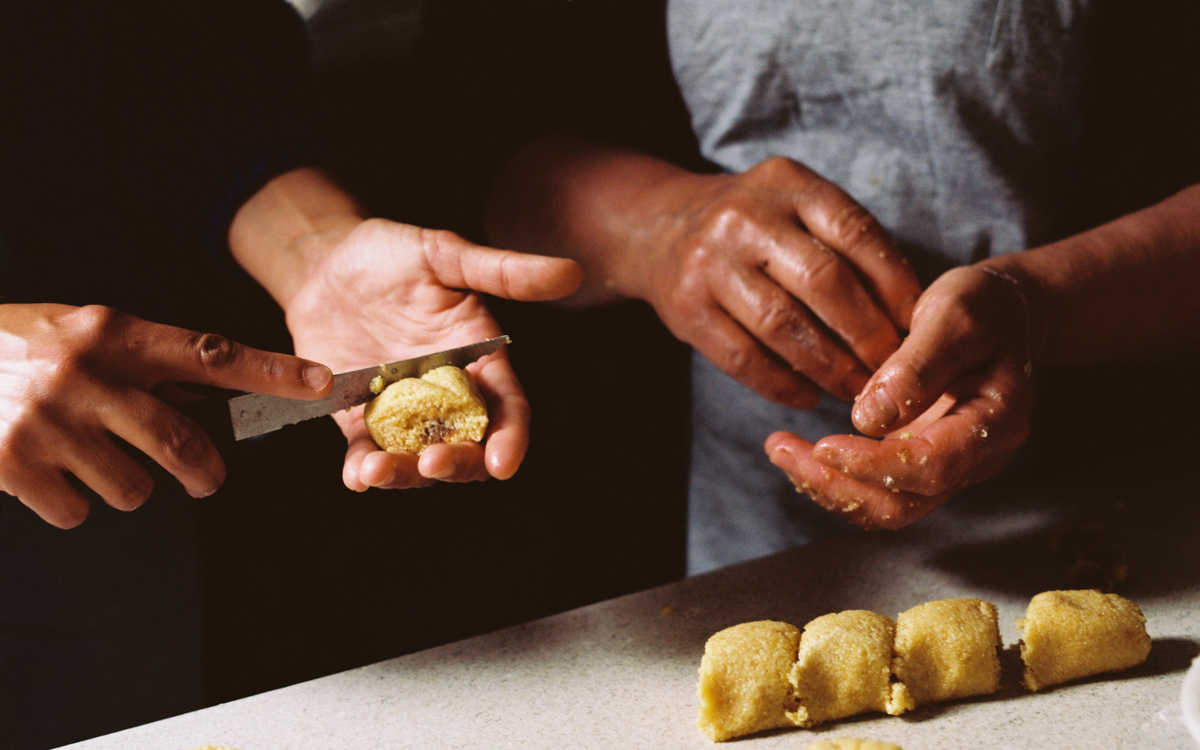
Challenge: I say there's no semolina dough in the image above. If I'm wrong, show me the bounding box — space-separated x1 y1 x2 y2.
1017 589 1151 691
891 598 1001 706
363 366 488 454
694 590 1151 741
696 620 801 742
789 610 902 728
804 739 904 750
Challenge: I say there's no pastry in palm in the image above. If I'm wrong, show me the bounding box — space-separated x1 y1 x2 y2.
363 365 488 454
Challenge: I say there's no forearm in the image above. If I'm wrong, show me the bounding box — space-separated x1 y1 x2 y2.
227 167 366 310
982 183 1200 367
485 135 706 306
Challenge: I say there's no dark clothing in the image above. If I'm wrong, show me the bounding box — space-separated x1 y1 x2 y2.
0 4 313 748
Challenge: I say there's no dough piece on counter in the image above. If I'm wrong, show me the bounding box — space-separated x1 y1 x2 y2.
697 620 801 742
804 739 904 750
363 366 488 454
1017 589 1151 691
789 610 903 727
891 598 1001 706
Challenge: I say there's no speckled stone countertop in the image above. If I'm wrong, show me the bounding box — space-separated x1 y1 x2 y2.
61 440 1200 750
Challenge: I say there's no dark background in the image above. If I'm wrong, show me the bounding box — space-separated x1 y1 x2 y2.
3 0 1200 748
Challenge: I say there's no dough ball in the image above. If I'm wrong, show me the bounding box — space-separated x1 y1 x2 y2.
891 598 1001 706
697 620 801 742
804 739 904 750
1017 589 1151 691
363 366 488 454
789 610 899 728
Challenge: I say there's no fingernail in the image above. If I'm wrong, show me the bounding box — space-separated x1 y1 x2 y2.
304 364 332 392
768 444 793 468
190 483 219 499
854 386 898 432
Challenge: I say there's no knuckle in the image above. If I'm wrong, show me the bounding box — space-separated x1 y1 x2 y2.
702 198 758 244
157 422 211 472
192 333 238 369
750 155 803 182
110 473 154 511
754 300 807 346
69 304 122 339
827 203 882 251
917 458 959 496
718 345 756 381
797 244 844 287
51 306 124 375
419 226 462 260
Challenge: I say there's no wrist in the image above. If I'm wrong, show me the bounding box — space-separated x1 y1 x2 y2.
604 167 723 302
975 254 1055 370
228 167 366 310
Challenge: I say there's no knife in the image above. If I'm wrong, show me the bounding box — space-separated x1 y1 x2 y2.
182 335 511 447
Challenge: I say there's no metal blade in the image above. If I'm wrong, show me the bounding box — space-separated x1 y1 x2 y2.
227 335 510 441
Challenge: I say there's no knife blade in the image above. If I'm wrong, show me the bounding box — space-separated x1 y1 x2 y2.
218 335 510 441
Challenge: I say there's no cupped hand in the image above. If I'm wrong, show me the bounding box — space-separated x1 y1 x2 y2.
281 217 583 491
626 156 922 408
763 264 1039 529
0 303 333 528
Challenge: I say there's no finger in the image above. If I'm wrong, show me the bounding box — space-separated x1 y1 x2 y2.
4 468 93 529
56 426 156 511
757 223 907 371
421 231 585 301
116 317 333 398
335 410 379 491
334 409 433 490
417 442 489 483
781 161 922 327
678 303 822 409
766 432 948 529
469 352 530 480
101 389 226 499
712 260 872 400
361 448 433 489
850 300 1003 437
817 368 1030 497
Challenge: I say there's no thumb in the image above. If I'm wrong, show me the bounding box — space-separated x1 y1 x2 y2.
429 238 584 301
851 281 1000 436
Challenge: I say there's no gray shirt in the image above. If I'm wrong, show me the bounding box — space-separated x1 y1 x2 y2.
667 0 1094 573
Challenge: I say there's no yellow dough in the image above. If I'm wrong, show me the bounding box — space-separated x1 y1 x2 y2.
363 366 488 454
804 739 904 750
696 620 801 742
1017 589 1151 691
891 598 1001 706
789 610 903 728
695 591 1151 741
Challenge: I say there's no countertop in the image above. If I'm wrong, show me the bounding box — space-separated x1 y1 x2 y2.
61 439 1200 750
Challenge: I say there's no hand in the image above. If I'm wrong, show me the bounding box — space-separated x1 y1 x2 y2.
764 264 1038 529
281 217 583 491
618 156 922 408
0 304 333 528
